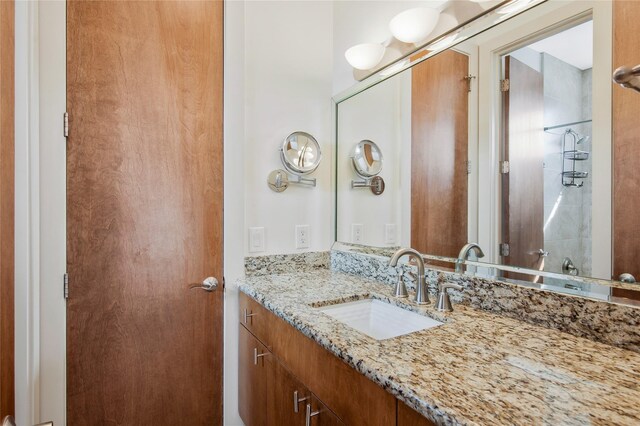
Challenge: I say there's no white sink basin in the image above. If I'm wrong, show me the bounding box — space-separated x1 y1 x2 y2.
318 299 443 340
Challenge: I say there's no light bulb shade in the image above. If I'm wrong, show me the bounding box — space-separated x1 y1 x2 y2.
345 43 385 70
389 7 440 44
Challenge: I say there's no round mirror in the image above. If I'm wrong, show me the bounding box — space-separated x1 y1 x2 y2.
280 131 322 175
351 140 383 178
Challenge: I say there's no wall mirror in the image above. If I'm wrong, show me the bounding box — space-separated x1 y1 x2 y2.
334 0 640 303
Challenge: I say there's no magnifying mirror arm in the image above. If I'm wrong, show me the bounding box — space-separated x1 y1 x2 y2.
351 179 372 188
290 174 316 187
351 176 385 195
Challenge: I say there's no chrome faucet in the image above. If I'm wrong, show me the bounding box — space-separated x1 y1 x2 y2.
455 243 485 273
389 248 429 305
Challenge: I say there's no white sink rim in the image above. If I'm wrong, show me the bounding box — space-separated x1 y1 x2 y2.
317 298 443 340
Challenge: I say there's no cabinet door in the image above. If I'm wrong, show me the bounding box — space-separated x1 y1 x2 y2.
305 397 345 426
398 401 436 426
239 325 269 426
266 357 307 425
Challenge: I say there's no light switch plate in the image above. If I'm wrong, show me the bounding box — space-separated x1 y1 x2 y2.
352 224 364 244
385 224 397 245
249 227 265 253
295 225 310 249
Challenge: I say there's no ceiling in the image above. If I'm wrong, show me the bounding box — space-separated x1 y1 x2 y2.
528 20 593 70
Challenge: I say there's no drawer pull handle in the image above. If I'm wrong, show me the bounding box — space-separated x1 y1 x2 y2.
244 308 256 324
293 390 309 413
305 403 320 426
253 348 267 365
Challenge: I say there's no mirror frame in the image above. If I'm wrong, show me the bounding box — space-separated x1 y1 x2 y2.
351 139 383 178
280 131 322 175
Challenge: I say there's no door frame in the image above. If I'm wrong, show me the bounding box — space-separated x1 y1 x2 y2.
1 0 15 419
476 0 612 278
18 2 240 425
14 2 42 425
15 1 68 425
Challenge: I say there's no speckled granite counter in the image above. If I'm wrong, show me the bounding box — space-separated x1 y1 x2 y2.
237 270 640 426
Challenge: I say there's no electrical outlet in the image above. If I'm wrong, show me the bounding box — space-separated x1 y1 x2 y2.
295 225 310 249
385 224 396 245
352 224 364 243
249 227 265 253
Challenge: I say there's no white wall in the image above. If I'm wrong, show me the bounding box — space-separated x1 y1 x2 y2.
14 2 38 424
243 1 334 256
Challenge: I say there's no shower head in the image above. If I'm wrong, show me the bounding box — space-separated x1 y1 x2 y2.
576 135 590 145
566 129 589 144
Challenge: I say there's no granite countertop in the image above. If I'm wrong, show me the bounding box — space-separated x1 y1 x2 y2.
237 270 640 426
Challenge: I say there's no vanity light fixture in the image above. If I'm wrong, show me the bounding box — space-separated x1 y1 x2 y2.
345 43 386 70
389 7 440 44
268 131 321 193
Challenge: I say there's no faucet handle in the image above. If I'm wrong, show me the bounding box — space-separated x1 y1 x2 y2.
436 282 463 312
393 274 409 298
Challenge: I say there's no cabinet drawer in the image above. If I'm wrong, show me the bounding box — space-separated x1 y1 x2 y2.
239 324 269 426
239 292 271 346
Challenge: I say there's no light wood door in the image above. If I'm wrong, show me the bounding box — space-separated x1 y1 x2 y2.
266 356 307 426
502 56 544 280
411 49 469 259
66 1 224 424
613 0 640 280
239 325 268 426
0 0 14 419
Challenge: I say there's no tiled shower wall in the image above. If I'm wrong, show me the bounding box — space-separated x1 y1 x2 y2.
542 53 592 276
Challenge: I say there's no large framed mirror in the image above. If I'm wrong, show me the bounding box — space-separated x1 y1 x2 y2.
334 0 640 302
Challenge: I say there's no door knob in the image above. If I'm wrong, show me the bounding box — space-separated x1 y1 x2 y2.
190 277 218 292
619 273 637 284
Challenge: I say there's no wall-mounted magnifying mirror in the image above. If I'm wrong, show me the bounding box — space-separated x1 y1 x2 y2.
350 140 385 195
268 131 321 192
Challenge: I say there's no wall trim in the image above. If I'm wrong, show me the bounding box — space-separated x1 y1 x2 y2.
14 1 40 424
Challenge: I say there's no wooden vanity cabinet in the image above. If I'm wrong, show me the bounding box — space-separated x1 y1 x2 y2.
239 292 423 425
398 401 436 426
266 354 308 426
240 321 341 426
239 325 268 426
239 292 271 344
306 396 346 426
